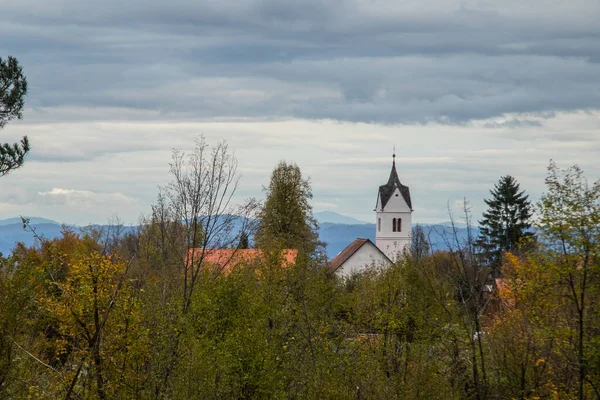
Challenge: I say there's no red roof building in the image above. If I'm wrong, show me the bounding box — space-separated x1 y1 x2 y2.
187 248 297 275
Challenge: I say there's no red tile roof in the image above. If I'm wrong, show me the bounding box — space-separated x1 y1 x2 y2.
187 248 297 275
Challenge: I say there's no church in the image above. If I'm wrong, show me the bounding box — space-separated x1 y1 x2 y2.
329 153 413 277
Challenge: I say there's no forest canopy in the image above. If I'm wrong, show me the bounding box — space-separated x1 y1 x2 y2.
0 150 598 399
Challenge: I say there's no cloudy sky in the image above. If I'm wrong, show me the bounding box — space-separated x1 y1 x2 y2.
1 0 599 226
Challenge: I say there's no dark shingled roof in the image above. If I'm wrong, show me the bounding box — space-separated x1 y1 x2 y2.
378 159 412 210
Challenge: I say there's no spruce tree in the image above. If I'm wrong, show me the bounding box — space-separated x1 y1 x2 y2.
478 175 533 268
1 56 29 177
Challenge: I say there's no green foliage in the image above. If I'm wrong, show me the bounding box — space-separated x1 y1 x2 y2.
537 161 600 399
478 175 534 269
238 231 250 249
539 161 600 255
256 161 322 256
0 56 27 128
341 260 456 398
2 161 599 399
0 136 29 177
0 251 39 398
0 56 29 177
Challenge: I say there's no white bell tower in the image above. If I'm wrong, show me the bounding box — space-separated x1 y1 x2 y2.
375 151 413 261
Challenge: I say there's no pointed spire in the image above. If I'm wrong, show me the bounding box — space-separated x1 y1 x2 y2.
377 147 413 210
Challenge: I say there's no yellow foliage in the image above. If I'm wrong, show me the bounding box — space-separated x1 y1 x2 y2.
36 252 150 398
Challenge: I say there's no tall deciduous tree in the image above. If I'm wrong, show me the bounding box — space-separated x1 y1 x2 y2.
255 161 321 256
148 136 258 397
478 175 533 268
538 161 600 399
155 135 256 311
1 56 29 177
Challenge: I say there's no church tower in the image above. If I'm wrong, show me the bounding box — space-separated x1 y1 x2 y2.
375 152 413 260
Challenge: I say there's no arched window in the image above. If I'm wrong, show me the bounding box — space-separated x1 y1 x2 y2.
398 218 402 232
378 218 381 232
392 218 397 232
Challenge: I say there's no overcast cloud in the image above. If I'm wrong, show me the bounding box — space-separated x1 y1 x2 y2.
0 0 599 226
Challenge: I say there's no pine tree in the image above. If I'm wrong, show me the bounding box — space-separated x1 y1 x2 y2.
1 56 29 177
478 175 533 268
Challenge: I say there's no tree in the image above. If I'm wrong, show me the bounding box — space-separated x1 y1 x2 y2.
487 253 561 399
35 253 149 399
538 161 600 399
478 175 533 269
1 56 29 177
411 224 431 260
0 250 37 397
147 136 257 397
155 135 256 311
255 161 322 256
238 231 250 249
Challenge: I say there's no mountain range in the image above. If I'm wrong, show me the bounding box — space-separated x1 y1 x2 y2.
0 212 479 259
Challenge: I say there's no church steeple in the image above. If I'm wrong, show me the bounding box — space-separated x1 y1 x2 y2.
375 150 413 260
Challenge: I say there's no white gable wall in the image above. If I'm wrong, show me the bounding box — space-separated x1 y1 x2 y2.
336 241 392 278
381 187 411 212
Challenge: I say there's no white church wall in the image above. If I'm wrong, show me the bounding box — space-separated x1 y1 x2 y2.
377 212 412 237
336 241 392 277
376 238 411 261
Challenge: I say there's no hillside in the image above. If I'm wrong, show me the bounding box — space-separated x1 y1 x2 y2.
0 213 479 259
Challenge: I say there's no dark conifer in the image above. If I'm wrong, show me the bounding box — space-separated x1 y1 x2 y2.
238 231 250 249
478 175 534 269
1 56 29 177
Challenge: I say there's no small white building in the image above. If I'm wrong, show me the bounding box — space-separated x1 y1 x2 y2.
331 153 413 277
329 238 392 276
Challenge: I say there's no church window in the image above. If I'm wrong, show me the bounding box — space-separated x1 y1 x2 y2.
398 218 402 232
378 218 381 231
392 218 397 232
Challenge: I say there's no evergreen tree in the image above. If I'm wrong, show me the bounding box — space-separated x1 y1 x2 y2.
238 231 250 249
255 161 322 255
478 175 533 268
1 56 29 177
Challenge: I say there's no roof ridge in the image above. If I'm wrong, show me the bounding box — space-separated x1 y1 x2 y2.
329 238 369 272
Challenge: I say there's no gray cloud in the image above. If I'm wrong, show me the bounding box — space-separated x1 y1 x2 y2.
1 0 598 124
1 114 599 225
1 1 599 225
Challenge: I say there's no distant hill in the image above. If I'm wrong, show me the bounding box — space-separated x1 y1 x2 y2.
0 220 136 256
0 222 63 255
0 217 60 226
0 215 479 259
320 222 479 258
314 211 369 225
